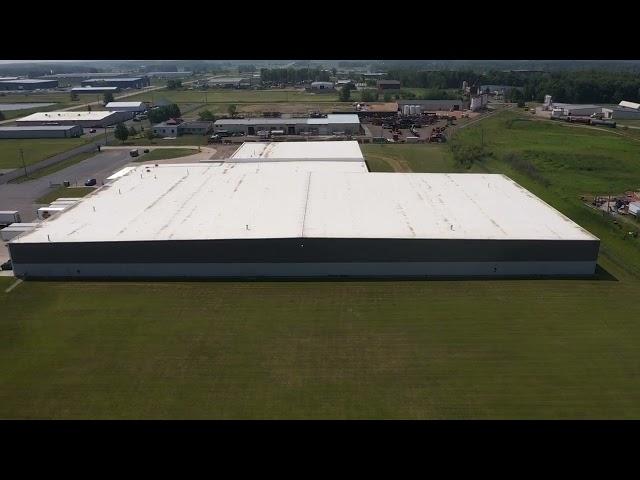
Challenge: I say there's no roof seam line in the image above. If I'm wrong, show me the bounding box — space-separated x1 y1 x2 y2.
300 172 312 238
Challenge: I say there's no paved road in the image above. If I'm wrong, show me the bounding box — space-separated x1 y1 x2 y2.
0 149 133 221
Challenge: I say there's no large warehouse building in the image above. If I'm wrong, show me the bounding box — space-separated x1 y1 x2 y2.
81 77 150 89
71 86 120 94
0 79 58 90
213 114 361 136
16 110 133 128
104 101 148 113
0 125 83 139
8 140 599 279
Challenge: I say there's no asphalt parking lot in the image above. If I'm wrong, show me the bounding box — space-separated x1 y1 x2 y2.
0 149 135 222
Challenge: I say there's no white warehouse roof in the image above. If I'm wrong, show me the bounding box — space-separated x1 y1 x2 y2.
619 100 640 110
18 111 117 122
104 102 146 108
230 141 364 162
13 165 597 245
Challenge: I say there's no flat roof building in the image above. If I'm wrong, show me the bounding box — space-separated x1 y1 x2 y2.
556 104 603 117
71 87 120 94
377 80 401 91
397 99 469 111
230 141 365 163
0 125 83 139
8 160 599 279
214 114 361 136
104 101 147 113
0 79 58 91
81 77 150 89
16 110 133 128
208 76 252 89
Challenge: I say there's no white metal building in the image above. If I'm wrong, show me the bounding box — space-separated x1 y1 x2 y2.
9 163 599 279
16 110 132 128
213 114 361 136
104 101 147 113
229 141 365 163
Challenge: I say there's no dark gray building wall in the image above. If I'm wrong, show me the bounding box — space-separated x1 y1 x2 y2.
9 237 600 278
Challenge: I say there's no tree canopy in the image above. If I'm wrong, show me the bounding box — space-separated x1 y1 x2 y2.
148 104 181 124
114 123 129 143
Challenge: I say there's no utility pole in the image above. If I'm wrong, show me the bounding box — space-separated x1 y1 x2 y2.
20 148 27 178
104 126 108 146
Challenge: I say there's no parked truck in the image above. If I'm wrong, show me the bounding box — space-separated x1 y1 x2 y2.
0 211 21 228
0 223 38 242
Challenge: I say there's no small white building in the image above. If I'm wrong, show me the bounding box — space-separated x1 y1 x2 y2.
310 81 335 91
104 102 147 113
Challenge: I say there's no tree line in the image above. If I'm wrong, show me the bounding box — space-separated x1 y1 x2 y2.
384 68 640 103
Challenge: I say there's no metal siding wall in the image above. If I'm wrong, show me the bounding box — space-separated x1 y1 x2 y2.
12 260 598 279
9 238 600 264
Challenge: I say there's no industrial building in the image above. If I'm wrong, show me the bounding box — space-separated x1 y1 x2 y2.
213 114 361 136
377 80 401 91
229 141 365 163
71 87 120 94
81 77 150 89
602 101 640 120
178 121 214 136
104 101 148 113
397 99 468 112
470 94 489 111
153 120 213 137
0 125 83 139
7 160 599 279
208 76 252 89
553 104 603 117
478 85 516 95
0 79 58 91
309 81 335 92
16 110 133 128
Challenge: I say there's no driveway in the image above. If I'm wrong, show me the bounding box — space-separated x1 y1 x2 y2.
0 149 134 221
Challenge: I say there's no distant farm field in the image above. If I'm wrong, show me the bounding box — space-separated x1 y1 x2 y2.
126 88 339 104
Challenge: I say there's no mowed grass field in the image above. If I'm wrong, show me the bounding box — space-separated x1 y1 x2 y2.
2 269 640 419
4 109 640 419
0 138 87 170
126 88 339 104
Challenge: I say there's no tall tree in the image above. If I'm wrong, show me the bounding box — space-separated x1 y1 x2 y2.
114 123 129 144
339 85 351 102
227 104 237 117
103 92 114 104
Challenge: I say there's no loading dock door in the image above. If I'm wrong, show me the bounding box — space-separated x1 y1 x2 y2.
288 126 295 135
248 126 255 135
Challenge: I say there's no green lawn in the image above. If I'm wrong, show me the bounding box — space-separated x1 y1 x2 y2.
4 109 640 419
363 144 457 173
126 88 339 104
0 138 88 170
135 148 198 162
36 186 95 205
